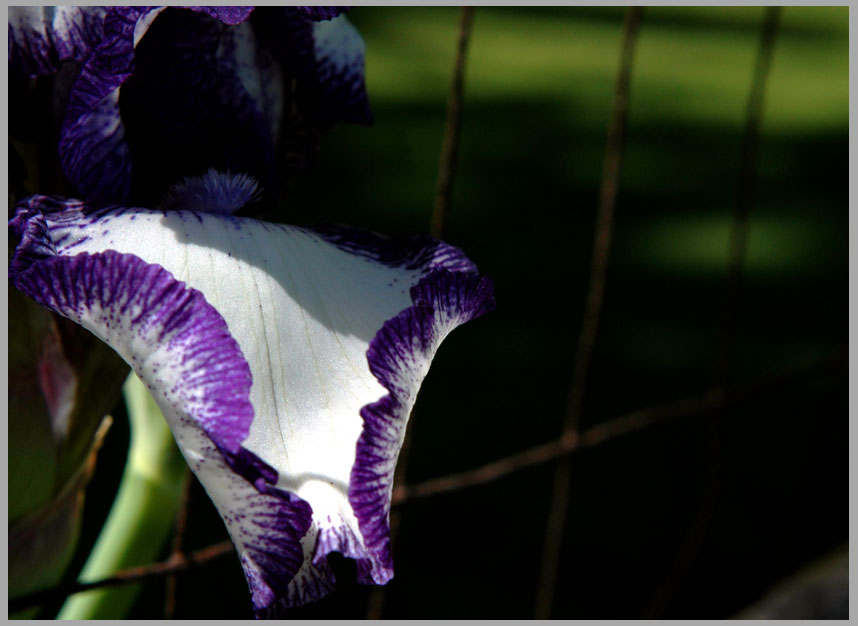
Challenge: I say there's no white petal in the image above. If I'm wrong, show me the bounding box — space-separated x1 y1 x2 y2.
10 197 494 613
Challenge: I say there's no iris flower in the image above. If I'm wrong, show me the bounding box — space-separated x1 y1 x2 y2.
8 6 371 206
9 173 495 616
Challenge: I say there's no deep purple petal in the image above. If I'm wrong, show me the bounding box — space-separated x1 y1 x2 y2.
188 6 256 25
56 6 276 205
60 89 135 203
305 15 373 127
8 6 107 77
254 10 372 129
57 7 158 202
352 270 495 578
9 196 317 615
295 6 350 22
118 10 281 206
10 219 252 451
310 222 480 273
217 445 317 616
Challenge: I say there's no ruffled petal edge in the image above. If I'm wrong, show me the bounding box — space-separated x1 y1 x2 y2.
9 196 318 616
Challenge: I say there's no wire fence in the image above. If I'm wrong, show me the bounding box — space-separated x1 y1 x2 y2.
11 6 847 619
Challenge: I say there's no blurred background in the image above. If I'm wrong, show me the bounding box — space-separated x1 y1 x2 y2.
55 6 848 619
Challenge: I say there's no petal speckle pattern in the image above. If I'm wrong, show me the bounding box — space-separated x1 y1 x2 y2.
9 193 494 616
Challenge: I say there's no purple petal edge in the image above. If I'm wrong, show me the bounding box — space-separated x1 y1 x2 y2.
57 6 257 202
308 222 479 274
10 198 496 614
9 247 253 454
189 6 256 25
58 7 153 202
8 7 108 77
9 197 316 617
308 15 373 126
295 6 350 21
350 269 495 581
217 444 316 616
308 221 496 581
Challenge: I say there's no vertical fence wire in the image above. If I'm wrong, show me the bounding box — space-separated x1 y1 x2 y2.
163 469 192 617
642 7 782 618
8 8 815 619
713 5 783 388
365 6 477 619
533 7 645 618
430 6 476 240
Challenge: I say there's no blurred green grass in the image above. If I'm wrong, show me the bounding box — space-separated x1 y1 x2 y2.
289 3 846 418
174 7 847 618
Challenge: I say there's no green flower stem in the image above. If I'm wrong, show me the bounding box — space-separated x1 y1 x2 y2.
57 372 187 620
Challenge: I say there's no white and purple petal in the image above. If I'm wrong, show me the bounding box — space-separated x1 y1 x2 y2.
8 6 108 77
9 191 494 616
13 5 368 204
56 6 156 203
54 6 260 204
117 9 281 205
9 225 313 613
308 15 373 127
255 10 372 129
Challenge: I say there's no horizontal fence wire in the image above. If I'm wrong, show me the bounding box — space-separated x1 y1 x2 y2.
12 350 844 615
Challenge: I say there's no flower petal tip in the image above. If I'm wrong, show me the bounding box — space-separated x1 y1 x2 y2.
9 196 494 616
310 16 374 127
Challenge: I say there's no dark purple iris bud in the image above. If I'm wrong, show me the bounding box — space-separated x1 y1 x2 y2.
8 6 372 208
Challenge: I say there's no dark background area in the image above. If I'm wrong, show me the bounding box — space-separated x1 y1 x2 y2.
60 6 847 619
